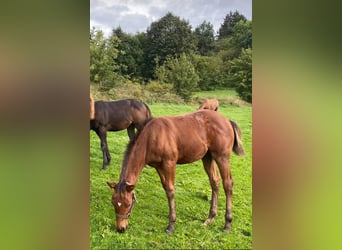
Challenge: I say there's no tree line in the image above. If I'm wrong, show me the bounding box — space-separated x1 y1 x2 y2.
90 11 252 103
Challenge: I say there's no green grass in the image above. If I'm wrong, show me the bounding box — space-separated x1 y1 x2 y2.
90 102 252 249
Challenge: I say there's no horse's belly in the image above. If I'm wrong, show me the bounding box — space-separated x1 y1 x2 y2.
107 120 131 131
176 145 207 164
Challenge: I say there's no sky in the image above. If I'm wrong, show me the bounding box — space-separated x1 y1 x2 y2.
90 0 252 37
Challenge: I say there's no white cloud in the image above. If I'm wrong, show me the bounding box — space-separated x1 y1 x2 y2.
90 0 252 36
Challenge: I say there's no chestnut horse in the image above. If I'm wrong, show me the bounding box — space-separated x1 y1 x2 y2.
198 98 219 111
90 93 95 119
107 110 245 233
90 99 152 170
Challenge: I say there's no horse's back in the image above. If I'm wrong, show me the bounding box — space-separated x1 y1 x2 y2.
147 110 231 141
143 110 234 164
95 99 132 113
93 99 151 131
94 100 131 127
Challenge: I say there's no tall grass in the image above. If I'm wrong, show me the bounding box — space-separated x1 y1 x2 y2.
193 89 250 107
194 89 238 98
90 102 252 249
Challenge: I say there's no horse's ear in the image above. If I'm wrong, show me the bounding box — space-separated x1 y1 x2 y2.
107 182 116 189
125 182 135 192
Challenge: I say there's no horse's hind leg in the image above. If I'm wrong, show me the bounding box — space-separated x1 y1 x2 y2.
97 126 111 170
127 124 136 141
202 153 220 226
215 156 233 232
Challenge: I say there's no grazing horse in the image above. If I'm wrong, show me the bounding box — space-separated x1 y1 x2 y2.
90 93 95 119
107 110 245 233
198 98 219 111
90 99 152 170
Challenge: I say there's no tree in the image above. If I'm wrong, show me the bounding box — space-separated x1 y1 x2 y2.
229 48 252 103
214 19 252 66
231 20 252 50
193 55 223 90
218 11 247 39
90 27 120 87
156 53 199 101
145 12 197 79
194 21 215 56
90 27 107 84
112 27 144 79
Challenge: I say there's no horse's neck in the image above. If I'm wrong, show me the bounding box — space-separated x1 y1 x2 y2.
120 141 146 185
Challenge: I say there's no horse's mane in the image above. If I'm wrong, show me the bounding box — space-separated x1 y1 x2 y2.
120 117 154 180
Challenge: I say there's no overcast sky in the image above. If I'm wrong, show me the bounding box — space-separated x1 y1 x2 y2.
90 0 252 37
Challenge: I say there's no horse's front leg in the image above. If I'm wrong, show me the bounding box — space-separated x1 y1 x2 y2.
165 187 176 233
98 126 111 170
156 162 176 233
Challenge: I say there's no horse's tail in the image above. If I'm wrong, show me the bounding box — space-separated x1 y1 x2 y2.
143 102 153 119
90 93 95 120
230 120 246 156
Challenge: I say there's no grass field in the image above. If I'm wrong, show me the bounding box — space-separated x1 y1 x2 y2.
90 101 252 249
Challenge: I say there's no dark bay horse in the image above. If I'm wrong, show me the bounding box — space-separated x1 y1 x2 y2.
198 98 219 111
107 110 245 233
90 98 152 170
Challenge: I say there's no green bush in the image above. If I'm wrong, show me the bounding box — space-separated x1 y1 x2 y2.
156 53 199 102
229 48 252 103
145 81 184 104
108 80 147 101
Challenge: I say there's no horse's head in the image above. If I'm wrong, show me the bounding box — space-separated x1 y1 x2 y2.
198 98 209 110
107 181 136 233
198 99 219 111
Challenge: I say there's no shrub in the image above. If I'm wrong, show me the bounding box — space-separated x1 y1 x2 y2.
229 48 252 103
156 53 199 102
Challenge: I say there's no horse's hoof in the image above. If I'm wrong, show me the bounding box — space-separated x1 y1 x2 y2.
165 226 174 234
101 167 106 171
223 226 231 232
203 218 214 226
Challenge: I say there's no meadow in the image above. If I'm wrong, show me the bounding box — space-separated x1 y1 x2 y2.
90 93 252 249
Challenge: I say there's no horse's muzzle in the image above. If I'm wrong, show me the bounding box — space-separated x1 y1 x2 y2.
117 226 127 233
